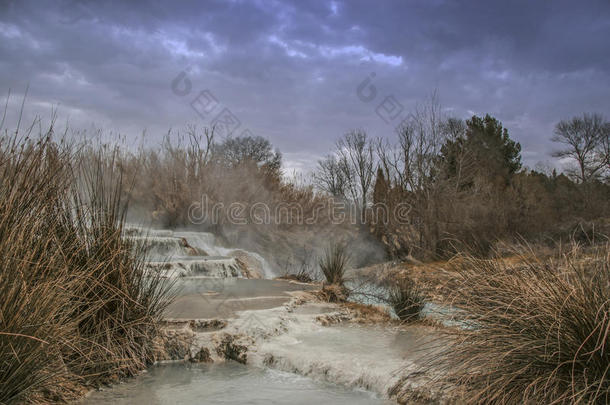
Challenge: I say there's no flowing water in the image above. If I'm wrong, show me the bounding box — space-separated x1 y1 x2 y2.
110 227 443 403
255 321 445 396
114 227 390 402
82 362 389 405
125 226 275 278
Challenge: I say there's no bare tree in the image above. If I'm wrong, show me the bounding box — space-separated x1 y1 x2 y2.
185 124 215 180
373 95 453 254
552 113 608 183
313 155 347 197
313 130 374 221
335 129 375 216
213 135 282 172
377 95 446 193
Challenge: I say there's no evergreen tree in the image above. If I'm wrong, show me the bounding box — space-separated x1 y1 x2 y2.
440 114 522 187
373 167 388 205
465 114 522 177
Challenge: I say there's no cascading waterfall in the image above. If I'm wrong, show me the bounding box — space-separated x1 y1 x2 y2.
124 226 275 279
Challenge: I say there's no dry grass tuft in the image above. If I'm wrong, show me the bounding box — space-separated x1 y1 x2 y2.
387 277 425 322
319 242 349 285
441 244 610 404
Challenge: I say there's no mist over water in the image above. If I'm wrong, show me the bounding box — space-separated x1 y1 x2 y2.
125 225 276 278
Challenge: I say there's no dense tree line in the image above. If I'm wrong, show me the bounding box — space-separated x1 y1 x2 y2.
116 107 609 263
315 100 610 259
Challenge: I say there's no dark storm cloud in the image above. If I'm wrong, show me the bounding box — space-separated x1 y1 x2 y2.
1 0 609 172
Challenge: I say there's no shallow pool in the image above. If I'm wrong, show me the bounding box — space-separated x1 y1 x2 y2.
82 362 389 405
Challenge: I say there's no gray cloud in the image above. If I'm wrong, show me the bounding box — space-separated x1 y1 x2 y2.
1 0 609 173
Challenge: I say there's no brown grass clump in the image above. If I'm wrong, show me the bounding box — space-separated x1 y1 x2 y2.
387 277 425 323
319 242 349 285
0 128 170 403
441 244 610 404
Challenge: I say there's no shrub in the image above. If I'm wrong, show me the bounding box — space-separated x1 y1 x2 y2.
319 242 349 285
442 245 610 404
387 277 425 322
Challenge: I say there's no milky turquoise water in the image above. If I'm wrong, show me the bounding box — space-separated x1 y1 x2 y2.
82 362 388 405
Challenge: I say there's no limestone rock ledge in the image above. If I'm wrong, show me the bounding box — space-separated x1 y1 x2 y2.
158 290 452 403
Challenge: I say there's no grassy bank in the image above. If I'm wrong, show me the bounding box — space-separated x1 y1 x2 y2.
0 129 170 404
441 244 609 404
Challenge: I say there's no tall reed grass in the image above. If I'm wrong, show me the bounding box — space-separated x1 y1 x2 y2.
442 245 610 404
0 127 170 403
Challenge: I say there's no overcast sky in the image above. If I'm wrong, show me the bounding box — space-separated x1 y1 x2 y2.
1 0 609 173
